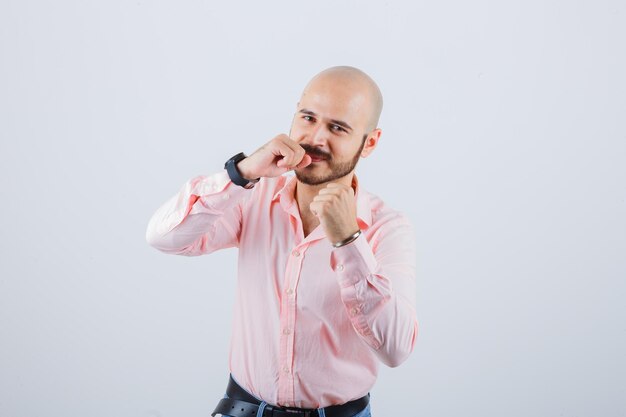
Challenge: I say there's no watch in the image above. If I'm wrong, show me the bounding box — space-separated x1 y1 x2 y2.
224 152 260 189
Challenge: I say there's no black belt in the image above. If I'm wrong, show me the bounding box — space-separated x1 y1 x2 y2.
211 375 370 417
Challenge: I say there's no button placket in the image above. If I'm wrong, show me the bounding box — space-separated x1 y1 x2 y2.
278 245 306 405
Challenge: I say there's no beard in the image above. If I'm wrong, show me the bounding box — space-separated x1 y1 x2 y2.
295 134 367 186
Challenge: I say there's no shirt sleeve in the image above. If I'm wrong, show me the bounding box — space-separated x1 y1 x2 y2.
329 213 418 368
145 169 252 256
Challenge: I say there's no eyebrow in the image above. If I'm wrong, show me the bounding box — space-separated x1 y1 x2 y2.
298 109 353 132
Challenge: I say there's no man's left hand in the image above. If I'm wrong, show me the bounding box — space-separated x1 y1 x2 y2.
310 183 360 245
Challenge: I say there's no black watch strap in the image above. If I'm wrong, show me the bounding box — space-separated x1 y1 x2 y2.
224 152 259 188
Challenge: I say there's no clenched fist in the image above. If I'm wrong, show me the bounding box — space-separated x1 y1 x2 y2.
237 134 312 180
310 183 360 245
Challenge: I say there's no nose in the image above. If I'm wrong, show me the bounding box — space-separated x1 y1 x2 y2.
302 122 327 147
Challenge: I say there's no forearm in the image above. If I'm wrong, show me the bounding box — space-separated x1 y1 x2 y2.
330 222 418 367
145 169 250 255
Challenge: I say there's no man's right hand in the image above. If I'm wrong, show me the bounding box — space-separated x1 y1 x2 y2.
236 134 312 180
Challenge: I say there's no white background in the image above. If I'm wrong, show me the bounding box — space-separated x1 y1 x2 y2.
1 1 625 416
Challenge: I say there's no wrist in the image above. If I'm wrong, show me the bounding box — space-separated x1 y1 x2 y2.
332 229 362 248
236 158 257 181
224 152 260 189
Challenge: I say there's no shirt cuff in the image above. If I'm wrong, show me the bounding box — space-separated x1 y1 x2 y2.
329 232 379 288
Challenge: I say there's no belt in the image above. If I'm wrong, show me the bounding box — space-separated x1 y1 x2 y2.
211 375 370 417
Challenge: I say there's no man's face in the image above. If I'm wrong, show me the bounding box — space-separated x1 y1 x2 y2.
289 78 372 186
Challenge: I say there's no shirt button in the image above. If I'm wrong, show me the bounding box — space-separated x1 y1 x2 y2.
283 328 292 335
283 366 289 373
292 250 300 257
350 307 359 316
284 403 290 407
285 288 294 295
336 264 344 271
222 193 229 200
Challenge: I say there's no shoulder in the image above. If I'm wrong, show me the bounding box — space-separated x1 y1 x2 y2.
360 187 414 232
359 189 416 251
359 187 417 259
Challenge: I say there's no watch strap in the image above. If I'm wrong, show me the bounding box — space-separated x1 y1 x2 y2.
224 152 259 188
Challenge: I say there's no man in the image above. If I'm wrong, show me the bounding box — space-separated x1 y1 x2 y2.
145 66 418 417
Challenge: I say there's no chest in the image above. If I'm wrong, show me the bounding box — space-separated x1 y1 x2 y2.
238 204 340 312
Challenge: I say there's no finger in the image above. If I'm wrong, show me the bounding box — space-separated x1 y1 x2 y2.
309 202 323 217
295 154 312 169
325 183 351 191
279 136 307 168
274 142 296 168
313 194 334 201
317 187 341 196
318 184 349 194
325 183 354 197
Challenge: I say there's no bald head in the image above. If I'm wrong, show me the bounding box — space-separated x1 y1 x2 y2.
300 66 383 132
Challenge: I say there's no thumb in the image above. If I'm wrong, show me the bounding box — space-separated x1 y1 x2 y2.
309 201 321 218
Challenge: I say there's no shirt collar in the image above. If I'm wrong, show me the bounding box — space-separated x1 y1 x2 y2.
271 174 372 229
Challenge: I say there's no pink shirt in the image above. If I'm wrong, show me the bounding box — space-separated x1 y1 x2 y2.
145 170 418 409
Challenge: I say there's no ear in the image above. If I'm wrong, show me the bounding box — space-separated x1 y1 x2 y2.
360 128 382 158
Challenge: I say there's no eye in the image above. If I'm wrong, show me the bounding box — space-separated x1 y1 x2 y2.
330 124 346 133
302 115 315 122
